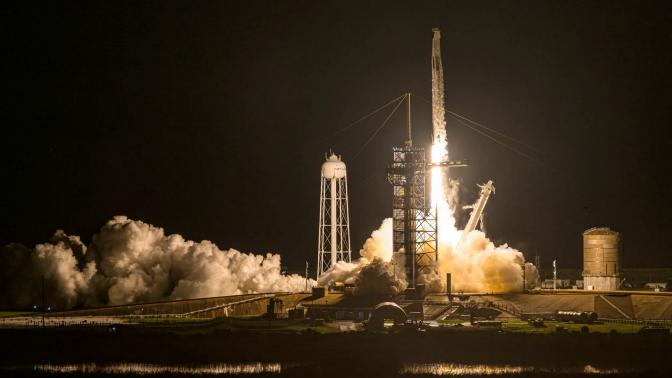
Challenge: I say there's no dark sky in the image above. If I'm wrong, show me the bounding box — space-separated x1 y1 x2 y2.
2 1 670 273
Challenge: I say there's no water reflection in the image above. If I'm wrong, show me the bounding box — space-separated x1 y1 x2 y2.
400 363 629 375
2 362 642 375
8 362 282 374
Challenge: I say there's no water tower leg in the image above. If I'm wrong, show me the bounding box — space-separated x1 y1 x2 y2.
331 178 337 267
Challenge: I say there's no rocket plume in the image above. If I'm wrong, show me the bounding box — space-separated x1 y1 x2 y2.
429 28 539 293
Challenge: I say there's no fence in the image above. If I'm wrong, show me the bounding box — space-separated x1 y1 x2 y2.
489 302 521 317
1 319 122 332
600 318 672 327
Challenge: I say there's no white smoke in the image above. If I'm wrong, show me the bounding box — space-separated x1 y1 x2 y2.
0 216 314 309
352 257 407 296
317 186 540 296
434 196 540 293
317 219 407 296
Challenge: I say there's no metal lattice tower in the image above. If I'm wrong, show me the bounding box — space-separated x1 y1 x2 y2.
317 153 352 278
387 144 439 287
387 93 468 288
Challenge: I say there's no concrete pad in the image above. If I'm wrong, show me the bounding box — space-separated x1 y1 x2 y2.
632 295 672 319
594 296 629 319
600 295 635 319
504 294 595 313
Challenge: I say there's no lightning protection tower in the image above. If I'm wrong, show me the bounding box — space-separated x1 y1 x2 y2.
318 152 352 278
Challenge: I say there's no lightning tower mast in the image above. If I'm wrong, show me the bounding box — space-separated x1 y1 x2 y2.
317 153 352 278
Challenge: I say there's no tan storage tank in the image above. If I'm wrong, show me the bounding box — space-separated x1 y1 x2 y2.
582 227 622 291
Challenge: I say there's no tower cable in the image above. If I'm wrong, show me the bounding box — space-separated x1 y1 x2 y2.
350 170 386 194
411 93 557 160
313 94 408 146
447 114 559 173
349 94 407 163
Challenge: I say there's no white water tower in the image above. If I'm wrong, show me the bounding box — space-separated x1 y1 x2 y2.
317 152 351 278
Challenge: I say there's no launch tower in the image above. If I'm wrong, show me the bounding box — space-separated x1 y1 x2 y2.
387 29 469 289
388 143 438 287
317 153 352 278
387 95 467 288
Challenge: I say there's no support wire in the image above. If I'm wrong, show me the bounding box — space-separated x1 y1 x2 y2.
350 170 386 194
410 93 557 160
313 94 408 146
447 115 559 173
350 94 407 163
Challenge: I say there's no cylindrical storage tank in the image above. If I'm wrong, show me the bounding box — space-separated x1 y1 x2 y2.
321 153 346 178
585 311 598 323
557 310 596 324
583 227 620 276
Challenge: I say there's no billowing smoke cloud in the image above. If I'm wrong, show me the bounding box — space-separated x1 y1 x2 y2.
434 198 540 293
0 216 314 309
352 257 407 296
318 188 540 296
318 219 408 296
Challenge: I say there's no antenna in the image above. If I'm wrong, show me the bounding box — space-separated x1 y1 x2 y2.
407 92 411 143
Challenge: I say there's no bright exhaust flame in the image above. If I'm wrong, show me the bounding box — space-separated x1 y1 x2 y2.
430 140 448 207
429 138 539 293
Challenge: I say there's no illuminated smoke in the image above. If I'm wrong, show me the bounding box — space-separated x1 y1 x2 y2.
317 219 408 295
429 130 539 293
426 26 539 292
434 197 540 292
0 216 314 309
0 233 95 310
317 167 540 295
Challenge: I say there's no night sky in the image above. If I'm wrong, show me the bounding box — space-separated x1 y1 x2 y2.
2 1 670 274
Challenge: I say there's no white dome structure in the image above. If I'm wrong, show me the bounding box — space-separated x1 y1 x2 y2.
321 153 346 179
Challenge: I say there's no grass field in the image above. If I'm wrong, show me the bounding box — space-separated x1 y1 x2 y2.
437 319 467 324
127 315 341 334
0 312 36 317
216 316 341 334
502 321 658 334
127 317 212 323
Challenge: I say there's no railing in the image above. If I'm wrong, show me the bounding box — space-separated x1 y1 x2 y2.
423 300 452 306
1 319 122 332
424 305 453 320
489 302 521 317
175 294 275 318
600 318 672 327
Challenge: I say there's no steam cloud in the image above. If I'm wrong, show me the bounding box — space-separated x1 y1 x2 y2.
1 194 540 308
0 216 314 309
434 198 540 293
317 219 408 296
318 184 540 295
